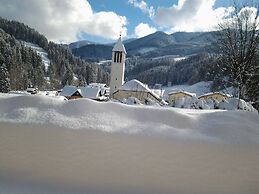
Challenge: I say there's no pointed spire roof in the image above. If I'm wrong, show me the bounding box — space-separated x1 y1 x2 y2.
112 35 127 54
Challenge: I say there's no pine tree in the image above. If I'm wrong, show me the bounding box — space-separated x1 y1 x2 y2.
0 63 10 93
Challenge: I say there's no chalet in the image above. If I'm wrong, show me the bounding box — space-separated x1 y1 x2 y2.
112 79 162 104
60 85 108 101
59 86 81 100
168 91 196 105
198 92 231 102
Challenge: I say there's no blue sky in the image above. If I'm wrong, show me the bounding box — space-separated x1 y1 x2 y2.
86 0 233 43
0 0 251 43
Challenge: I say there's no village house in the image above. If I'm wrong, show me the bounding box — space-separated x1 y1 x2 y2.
59 85 108 101
112 79 163 104
59 86 79 100
198 92 231 102
167 91 196 105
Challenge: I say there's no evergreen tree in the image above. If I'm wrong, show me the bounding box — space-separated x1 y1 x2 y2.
0 63 10 93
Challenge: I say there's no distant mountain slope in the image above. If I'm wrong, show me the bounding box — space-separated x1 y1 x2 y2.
125 31 175 54
72 44 113 61
70 31 214 60
69 40 97 49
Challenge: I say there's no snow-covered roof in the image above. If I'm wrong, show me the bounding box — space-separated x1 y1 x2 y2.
168 90 196 97
199 92 232 98
151 89 165 97
60 86 78 96
60 85 105 99
119 79 161 100
120 79 150 92
89 83 108 88
112 36 127 54
78 86 101 99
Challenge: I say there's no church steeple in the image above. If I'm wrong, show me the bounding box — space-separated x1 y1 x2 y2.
112 35 127 54
110 35 127 97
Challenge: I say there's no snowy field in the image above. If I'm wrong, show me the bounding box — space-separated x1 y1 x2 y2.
0 94 259 194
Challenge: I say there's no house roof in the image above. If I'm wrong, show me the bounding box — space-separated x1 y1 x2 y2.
60 86 78 96
198 92 231 98
60 86 103 99
78 86 101 99
120 79 150 92
168 90 196 97
112 36 127 54
118 79 161 101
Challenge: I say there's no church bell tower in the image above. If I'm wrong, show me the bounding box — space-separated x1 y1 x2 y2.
110 35 127 97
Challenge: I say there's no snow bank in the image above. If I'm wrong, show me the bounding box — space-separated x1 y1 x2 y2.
1 94 259 194
172 96 256 112
0 94 258 143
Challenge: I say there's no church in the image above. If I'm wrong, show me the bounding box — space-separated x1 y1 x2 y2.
110 36 163 104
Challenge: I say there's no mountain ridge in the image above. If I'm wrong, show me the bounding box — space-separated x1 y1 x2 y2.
70 31 215 60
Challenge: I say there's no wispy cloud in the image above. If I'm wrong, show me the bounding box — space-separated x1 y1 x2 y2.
0 0 127 43
128 0 154 17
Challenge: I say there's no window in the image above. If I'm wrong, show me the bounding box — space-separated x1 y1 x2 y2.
114 52 123 63
113 52 117 62
119 52 122 63
116 52 120 63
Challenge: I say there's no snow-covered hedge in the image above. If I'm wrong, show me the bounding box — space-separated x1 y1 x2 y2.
173 96 256 112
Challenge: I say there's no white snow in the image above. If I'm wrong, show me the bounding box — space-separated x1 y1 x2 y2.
0 94 259 194
138 47 156 54
0 94 258 142
164 81 213 97
22 41 50 72
152 55 187 61
59 85 77 96
120 79 150 92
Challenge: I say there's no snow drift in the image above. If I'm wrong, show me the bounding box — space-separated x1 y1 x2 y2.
0 94 259 194
0 95 258 143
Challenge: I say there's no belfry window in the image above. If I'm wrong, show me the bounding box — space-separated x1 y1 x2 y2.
113 52 117 62
119 52 122 63
114 52 123 63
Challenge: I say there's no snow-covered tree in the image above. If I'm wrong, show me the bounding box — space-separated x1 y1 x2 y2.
0 63 10 93
214 1 259 100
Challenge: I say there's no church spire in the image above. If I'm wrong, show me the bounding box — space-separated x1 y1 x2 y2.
112 35 127 54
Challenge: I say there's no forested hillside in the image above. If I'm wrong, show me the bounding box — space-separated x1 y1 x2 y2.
0 17 108 91
125 53 213 86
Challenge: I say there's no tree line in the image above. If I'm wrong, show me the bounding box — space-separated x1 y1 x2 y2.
125 53 213 86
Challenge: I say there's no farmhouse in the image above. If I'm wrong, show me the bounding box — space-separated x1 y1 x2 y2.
112 79 162 104
168 91 196 105
198 92 231 102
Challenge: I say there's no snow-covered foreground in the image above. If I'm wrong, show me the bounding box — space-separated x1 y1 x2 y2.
0 95 259 194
